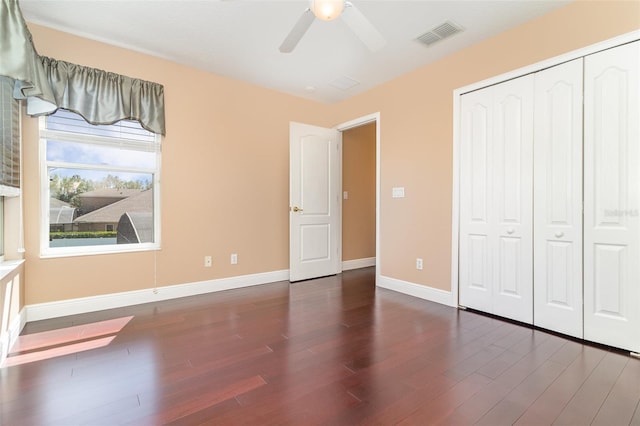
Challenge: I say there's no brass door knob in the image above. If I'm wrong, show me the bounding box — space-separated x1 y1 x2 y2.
292 206 303 212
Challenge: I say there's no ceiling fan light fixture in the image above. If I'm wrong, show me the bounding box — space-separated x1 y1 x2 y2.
311 0 345 21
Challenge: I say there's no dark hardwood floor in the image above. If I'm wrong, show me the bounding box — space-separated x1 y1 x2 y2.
2 267 639 425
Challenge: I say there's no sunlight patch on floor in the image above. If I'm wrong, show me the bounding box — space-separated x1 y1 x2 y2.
2 316 133 367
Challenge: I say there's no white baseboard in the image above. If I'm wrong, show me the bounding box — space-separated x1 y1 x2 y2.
25 269 290 322
1 307 26 366
342 257 376 271
377 275 455 307
22 269 454 326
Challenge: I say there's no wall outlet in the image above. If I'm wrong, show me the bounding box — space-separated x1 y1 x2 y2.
204 256 212 267
230 253 238 265
416 258 423 270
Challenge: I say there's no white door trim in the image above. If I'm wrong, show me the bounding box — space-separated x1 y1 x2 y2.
451 30 640 307
336 112 381 282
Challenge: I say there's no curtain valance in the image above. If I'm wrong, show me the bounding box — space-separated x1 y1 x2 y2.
0 0 57 113
0 0 166 135
38 57 165 135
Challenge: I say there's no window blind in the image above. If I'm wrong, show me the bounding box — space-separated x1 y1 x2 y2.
0 76 20 190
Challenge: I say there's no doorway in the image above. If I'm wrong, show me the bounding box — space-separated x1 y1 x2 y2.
340 121 376 273
289 113 380 282
336 113 380 279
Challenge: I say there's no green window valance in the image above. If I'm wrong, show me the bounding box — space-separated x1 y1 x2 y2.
36 57 165 135
0 0 165 135
0 0 56 112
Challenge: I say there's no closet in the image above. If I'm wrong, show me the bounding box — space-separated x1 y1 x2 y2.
459 75 534 324
533 59 583 339
583 42 639 351
458 40 640 353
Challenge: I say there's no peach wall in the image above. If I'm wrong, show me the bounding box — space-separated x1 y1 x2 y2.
342 123 376 261
329 0 640 291
23 24 331 304
20 0 640 306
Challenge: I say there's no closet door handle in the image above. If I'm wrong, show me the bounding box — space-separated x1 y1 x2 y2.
506 228 515 235
555 231 564 238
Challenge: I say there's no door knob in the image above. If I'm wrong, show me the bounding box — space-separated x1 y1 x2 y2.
292 206 303 212
506 228 515 234
555 231 564 238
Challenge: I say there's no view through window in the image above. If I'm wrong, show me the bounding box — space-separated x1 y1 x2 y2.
42 109 160 255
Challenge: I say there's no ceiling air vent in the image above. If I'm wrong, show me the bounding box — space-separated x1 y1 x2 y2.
330 75 360 91
416 21 464 47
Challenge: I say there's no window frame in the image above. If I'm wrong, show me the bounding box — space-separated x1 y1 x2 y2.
39 113 162 258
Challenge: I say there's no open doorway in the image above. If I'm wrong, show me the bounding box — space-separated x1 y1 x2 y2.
336 113 380 280
341 122 376 272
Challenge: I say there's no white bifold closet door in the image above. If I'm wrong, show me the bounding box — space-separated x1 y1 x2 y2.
459 75 534 324
584 41 640 353
533 59 584 338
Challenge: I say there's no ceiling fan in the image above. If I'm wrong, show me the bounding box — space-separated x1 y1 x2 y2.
279 0 386 53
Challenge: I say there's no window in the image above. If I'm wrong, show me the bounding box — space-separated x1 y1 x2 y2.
1 77 20 193
0 197 4 259
1 76 21 261
41 109 161 256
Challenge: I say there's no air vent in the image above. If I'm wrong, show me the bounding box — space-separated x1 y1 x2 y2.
416 32 441 47
330 75 360 91
416 21 464 47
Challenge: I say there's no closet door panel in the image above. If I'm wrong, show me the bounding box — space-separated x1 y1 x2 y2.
584 41 640 352
533 59 583 338
491 76 534 324
459 88 494 313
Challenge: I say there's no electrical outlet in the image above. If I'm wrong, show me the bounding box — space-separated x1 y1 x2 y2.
416 258 423 270
204 256 212 267
230 253 238 265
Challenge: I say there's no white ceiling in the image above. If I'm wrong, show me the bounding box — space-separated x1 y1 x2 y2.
20 0 571 104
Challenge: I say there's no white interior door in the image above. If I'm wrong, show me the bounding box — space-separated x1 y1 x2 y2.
533 59 584 338
459 86 494 313
289 122 340 282
491 76 534 323
584 41 640 353
459 76 534 324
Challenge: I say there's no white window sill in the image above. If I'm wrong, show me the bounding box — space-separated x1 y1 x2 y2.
0 259 25 282
40 244 161 259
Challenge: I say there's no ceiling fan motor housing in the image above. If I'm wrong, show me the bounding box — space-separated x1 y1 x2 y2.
311 0 345 21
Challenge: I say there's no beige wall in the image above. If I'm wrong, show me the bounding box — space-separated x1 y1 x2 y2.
329 0 640 291
20 0 640 306
342 123 376 261
23 24 332 304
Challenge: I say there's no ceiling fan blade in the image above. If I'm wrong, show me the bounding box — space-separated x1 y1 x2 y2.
279 8 315 53
341 2 386 52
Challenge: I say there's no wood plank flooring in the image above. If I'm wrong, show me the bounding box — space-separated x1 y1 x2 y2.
1 267 639 425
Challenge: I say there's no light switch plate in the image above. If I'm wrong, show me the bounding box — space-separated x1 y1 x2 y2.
343 191 349 200
392 187 405 198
